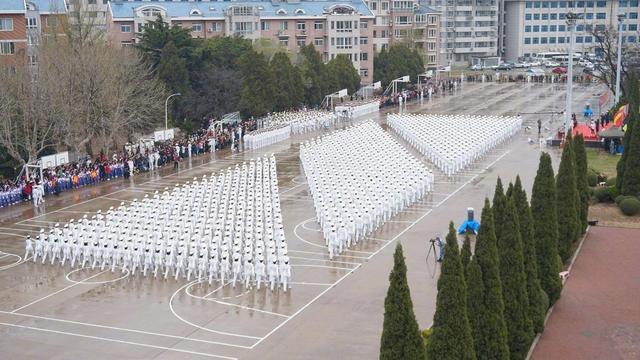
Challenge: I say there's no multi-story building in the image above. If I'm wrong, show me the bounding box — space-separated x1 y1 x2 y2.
0 0 66 67
106 0 375 83
504 0 639 62
425 0 499 67
365 0 441 68
66 0 110 32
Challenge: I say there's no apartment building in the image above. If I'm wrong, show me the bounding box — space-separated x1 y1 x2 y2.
66 0 110 31
365 0 440 68
107 0 375 83
0 0 66 67
504 0 639 61
424 0 499 66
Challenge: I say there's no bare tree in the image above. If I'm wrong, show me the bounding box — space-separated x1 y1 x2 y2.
591 26 640 96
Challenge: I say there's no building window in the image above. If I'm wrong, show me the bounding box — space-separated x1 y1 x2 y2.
261 21 270 31
314 21 323 30
279 39 288 46
428 29 436 37
559 24 566 31
558 36 565 43
360 21 367 28
550 13 558 20
121 24 132 33
395 16 410 25
541 37 548 44
280 21 288 30
525 14 532 20
525 25 531 32
576 36 583 43
213 23 222 32
234 22 252 33
26 17 38 29
27 34 39 46
359 37 368 45
233 6 254 16
525 37 531 44
297 39 305 47
541 25 548 32
550 25 557 31
360 52 368 61
533 25 539 32
192 24 203 32
0 18 14 31
541 13 548 20
549 37 556 43
382 2 389 10
595 12 605 19
0 41 15 55
88 0 97 4
359 68 368 77
47 16 58 28
629 12 638 19
28 55 37 65
335 37 353 49
629 24 638 31
296 21 305 30
534 13 540 20
314 38 324 46
370 1 377 10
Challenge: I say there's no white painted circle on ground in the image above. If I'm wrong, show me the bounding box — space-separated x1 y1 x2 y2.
66 267 130 284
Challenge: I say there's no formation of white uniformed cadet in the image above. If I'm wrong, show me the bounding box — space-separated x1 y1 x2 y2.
269 110 336 135
243 124 291 151
25 155 292 292
300 121 434 259
387 114 522 176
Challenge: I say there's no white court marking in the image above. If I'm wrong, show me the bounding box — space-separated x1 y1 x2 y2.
65 268 130 285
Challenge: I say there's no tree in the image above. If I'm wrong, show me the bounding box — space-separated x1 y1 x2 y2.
466 257 485 359
326 54 361 95
135 15 195 69
270 52 304 111
428 222 476 360
512 176 548 334
461 234 472 279
380 243 425 360
299 44 330 106
616 72 640 192
492 178 507 243
473 199 510 360
374 44 425 87
620 107 640 196
590 26 640 95
499 198 534 359
187 64 243 120
573 134 589 234
238 50 274 118
531 153 563 306
556 135 579 262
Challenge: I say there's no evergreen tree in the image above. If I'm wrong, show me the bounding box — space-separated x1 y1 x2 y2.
156 40 191 127
492 178 507 243
465 257 485 359
299 44 330 106
326 54 361 95
556 134 579 262
380 243 425 360
472 200 510 360
499 198 534 359
512 176 547 334
461 234 472 279
531 153 563 305
617 72 640 191
270 52 303 111
238 50 274 118
573 134 589 234
136 15 195 69
620 107 640 196
428 222 476 360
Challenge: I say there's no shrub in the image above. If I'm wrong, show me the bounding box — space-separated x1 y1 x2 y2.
593 187 611 202
587 170 599 187
607 186 619 199
606 177 617 186
615 195 631 205
619 197 640 216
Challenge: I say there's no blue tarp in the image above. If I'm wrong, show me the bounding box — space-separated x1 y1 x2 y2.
458 220 480 234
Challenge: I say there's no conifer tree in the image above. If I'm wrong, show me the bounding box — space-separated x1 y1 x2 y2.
512 176 547 333
499 198 534 359
466 257 485 358
461 234 472 279
492 178 507 242
556 134 579 262
620 107 640 196
531 153 563 305
573 134 589 233
472 200 510 360
428 222 476 360
380 243 425 360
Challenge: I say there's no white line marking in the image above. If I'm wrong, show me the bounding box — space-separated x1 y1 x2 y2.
289 282 334 286
0 321 237 359
288 256 362 266
11 270 107 313
250 266 360 349
0 310 251 350
169 280 263 340
204 298 290 319
287 249 369 259
290 264 354 270
280 182 307 194
0 232 28 238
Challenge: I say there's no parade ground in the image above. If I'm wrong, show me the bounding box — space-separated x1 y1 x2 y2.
0 81 604 359
531 226 640 360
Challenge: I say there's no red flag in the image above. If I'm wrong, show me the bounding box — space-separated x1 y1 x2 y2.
613 104 629 126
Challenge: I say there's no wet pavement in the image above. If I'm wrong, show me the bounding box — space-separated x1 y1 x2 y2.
0 81 604 359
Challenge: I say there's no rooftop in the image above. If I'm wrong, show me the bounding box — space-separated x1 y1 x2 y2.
0 0 25 12
109 0 374 19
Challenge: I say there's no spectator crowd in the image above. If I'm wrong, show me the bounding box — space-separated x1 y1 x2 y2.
0 119 256 209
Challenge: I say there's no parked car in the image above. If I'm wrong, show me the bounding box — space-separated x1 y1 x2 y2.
529 61 542 67
496 62 514 70
552 66 568 74
544 61 561 67
513 62 531 68
470 64 483 71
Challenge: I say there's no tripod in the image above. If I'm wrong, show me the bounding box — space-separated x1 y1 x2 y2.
426 239 439 278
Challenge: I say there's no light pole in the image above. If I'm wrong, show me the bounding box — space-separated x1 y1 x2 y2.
615 12 626 104
165 93 181 133
564 12 578 135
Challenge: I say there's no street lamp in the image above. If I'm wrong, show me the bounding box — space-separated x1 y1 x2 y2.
564 12 578 135
615 12 626 104
165 93 181 132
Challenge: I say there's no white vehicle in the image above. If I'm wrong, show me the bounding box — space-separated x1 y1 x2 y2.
544 61 561 67
578 59 593 67
470 64 483 71
513 62 531 68
529 60 542 67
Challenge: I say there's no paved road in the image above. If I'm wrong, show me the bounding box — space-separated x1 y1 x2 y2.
0 81 604 359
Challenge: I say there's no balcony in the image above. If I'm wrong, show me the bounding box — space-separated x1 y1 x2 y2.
277 29 289 37
296 29 308 37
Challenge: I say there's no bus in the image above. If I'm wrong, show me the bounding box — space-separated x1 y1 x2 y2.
531 52 583 62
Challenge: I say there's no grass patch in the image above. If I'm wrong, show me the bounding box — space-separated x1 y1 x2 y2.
586 148 619 178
